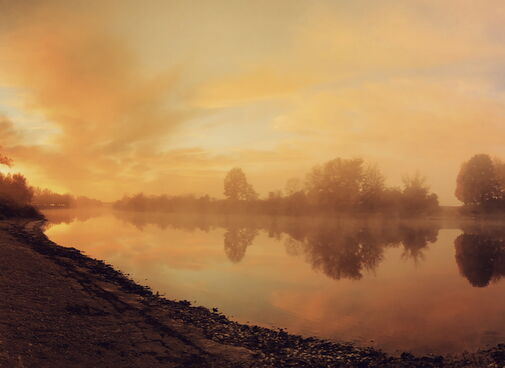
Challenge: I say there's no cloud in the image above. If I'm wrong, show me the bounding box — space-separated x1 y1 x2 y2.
191 0 505 109
0 115 22 147
2 1 505 203
0 1 194 196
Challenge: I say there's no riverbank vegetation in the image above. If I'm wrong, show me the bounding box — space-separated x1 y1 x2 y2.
456 154 505 214
0 155 40 219
4 152 505 219
115 157 440 217
32 188 103 209
0 152 102 218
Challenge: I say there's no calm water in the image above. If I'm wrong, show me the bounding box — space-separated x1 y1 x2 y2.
42 209 505 355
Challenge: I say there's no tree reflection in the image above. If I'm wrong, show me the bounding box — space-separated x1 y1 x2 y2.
399 224 438 263
282 220 439 280
41 208 105 230
45 210 505 287
223 227 258 263
113 211 213 232
455 231 505 287
304 227 384 280
110 211 440 278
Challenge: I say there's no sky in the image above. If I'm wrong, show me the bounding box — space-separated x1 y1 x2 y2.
1 0 505 204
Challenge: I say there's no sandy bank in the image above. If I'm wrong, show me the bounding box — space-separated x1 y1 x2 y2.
0 219 503 368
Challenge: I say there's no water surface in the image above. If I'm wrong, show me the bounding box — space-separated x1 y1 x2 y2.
42 209 505 355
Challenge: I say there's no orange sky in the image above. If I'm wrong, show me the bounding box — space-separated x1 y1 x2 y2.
2 0 505 204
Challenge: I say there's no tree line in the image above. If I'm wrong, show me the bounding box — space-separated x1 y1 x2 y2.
0 156 40 219
115 157 440 217
0 152 101 219
116 153 505 216
1 151 503 218
32 188 103 209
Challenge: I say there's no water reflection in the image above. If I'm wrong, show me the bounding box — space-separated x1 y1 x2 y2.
41 209 505 354
47 209 443 279
285 222 439 280
224 227 258 263
46 209 505 288
112 211 442 281
43 207 105 227
455 229 505 287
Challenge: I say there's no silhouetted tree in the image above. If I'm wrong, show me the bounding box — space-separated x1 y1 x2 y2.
0 152 40 219
306 158 364 211
0 173 33 206
400 173 439 216
113 158 439 217
359 163 386 211
493 157 505 202
455 154 502 210
304 158 438 215
224 168 257 201
32 188 76 208
3 174 32 205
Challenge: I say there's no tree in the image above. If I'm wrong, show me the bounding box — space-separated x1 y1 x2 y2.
400 173 439 216
223 168 257 201
0 152 33 206
493 157 505 199
305 158 364 211
285 178 302 196
6 174 33 205
359 163 386 211
455 154 502 209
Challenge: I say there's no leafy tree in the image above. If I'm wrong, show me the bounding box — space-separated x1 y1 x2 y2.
305 158 364 211
3 173 33 205
223 168 257 201
455 154 502 209
493 157 505 199
0 152 33 206
400 173 439 215
359 163 386 211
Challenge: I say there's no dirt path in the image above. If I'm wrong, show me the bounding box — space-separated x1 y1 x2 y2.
0 219 503 368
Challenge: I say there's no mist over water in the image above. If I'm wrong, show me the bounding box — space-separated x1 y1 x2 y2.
43 209 505 355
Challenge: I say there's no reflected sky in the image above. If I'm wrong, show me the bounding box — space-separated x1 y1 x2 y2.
43 209 505 355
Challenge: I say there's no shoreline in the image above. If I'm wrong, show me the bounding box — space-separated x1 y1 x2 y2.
1 218 504 367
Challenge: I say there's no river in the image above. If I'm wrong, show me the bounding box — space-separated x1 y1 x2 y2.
41 208 505 355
